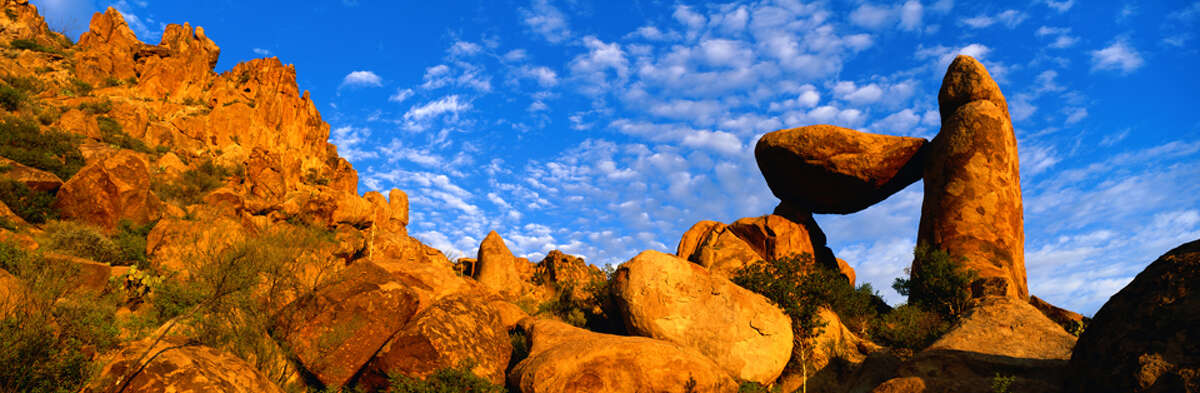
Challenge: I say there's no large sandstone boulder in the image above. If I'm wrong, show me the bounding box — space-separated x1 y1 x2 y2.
509 318 737 393
54 150 163 231
1066 239 1200 393
676 220 763 277
357 293 511 390
82 338 285 393
755 124 927 214
917 55 1027 299
878 297 1076 392
0 156 62 192
473 231 528 298
612 250 793 384
276 261 420 389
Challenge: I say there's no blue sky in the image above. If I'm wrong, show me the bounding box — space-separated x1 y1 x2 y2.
32 0 1200 315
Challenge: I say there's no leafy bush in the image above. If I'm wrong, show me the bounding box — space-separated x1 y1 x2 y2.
3 76 42 93
0 180 56 223
893 244 978 321
77 100 112 114
507 329 530 372
0 116 85 180
0 241 121 393
68 79 92 96
991 373 1015 393
733 253 828 388
385 360 506 393
97 116 151 153
112 219 154 268
870 304 949 351
9 38 63 55
0 216 14 231
153 159 237 205
737 382 780 393
0 85 24 111
34 105 60 125
43 220 120 263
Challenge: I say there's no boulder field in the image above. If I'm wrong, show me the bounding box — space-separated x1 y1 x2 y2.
0 1 1193 393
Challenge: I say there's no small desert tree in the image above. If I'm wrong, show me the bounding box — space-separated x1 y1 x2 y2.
733 253 827 393
892 244 978 321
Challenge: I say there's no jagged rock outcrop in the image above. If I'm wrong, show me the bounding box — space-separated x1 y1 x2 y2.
876 297 1076 392
755 124 927 214
54 150 163 231
0 156 62 192
276 261 420 389
0 0 67 50
358 293 511 389
82 338 286 393
918 55 1027 299
1066 239 1200 393
474 231 531 298
509 318 738 393
612 250 793 384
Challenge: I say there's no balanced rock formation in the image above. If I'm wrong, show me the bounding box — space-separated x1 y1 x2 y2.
755 124 927 214
82 338 286 393
54 150 163 231
276 261 420 389
918 55 1027 299
612 250 793 384
509 318 737 393
879 297 1076 392
358 292 511 389
1066 239 1200 393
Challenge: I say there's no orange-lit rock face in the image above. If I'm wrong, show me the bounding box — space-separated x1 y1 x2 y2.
612 250 793 385
54 150 162 231
918 55 1026 300
82 339 287 393
755 124 927 214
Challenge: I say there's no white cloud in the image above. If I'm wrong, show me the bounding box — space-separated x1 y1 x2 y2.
340 70 383 88
517 65 559 88
402 95 471 131
1043 0 1075 13
680 130 743 156
1036 26 1079 49
1064 107 1088 124
833 81 885 105
329 126 378 161
898 1 924 31
1091 40 1144 74
252 48 272 56
519 0 571 44
389 88 414 103
961 10 1027 29
449 41 482 57
849 3 894 30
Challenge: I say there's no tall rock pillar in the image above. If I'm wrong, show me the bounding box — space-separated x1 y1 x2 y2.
917 55 1027 299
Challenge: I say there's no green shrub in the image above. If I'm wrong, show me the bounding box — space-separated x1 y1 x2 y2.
507 329 530 372
102 77 121 87
0 216 14 231
385 360 506 393
3 76 42 93
43 220 120 263
0 241 119 393
733 253 828 389
97 116 151 153
152 159 236 206
991 373 1015 393
112 219 154 268
738 382 780 393
9 38 63 55
34 105 60 125
0 116 85 180
870 304 949 351
69 79 92 96
0 180 55 223
893 244 978 321
0 85 24 111
78 100 112 114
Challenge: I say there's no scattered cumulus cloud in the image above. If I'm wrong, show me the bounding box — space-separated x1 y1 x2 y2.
340 70 383 88
519 0 571 44
1091 40 1144 74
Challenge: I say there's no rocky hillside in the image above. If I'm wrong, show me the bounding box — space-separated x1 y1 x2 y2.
0 1 1195 393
